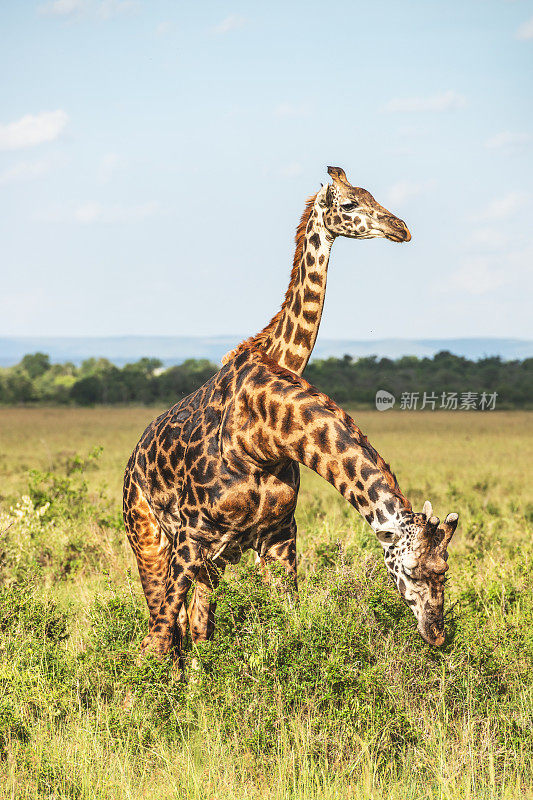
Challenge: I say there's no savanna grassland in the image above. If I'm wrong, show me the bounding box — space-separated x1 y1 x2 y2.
0 407 532 799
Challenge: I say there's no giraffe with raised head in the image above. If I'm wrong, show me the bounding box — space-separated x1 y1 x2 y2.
217 165 411 595
224 166 411 376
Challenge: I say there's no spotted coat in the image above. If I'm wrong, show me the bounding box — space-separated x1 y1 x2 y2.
124 345 458 657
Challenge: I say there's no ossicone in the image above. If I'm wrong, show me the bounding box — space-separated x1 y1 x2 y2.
327 166 350 185
417 507 459 554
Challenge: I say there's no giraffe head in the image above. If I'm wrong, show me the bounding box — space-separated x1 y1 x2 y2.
377 501 459 646
319 166 411 243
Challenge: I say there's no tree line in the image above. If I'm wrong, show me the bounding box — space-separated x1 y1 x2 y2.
0 350 531 408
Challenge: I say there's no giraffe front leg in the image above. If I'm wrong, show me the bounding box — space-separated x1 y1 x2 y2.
188 561 224 643
140 538 202 660
258 519 298 603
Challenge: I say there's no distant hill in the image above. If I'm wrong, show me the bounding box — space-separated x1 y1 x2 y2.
1 336 532 368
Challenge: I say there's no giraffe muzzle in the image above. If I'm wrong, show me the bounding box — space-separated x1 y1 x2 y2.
388 218 411 243
418 618 445 647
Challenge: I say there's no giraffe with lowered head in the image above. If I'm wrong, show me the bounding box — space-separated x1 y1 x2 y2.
224 165 411 375
123 170 457 659
123 350 458 656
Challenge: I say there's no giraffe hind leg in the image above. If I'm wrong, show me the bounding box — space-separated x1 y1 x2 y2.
123 478 172 627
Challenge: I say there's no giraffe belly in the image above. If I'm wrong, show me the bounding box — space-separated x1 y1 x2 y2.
196 461 300 534
215 482 296 531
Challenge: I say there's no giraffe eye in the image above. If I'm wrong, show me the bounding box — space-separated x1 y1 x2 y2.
341 201 357 211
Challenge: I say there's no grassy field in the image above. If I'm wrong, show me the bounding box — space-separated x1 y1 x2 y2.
0 407 532 799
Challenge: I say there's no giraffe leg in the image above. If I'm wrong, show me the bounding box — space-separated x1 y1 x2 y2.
178 602 189 642
123 478 171 626
259 519 298 600
140 536 202 659
188 562 224 643
176 563 223 645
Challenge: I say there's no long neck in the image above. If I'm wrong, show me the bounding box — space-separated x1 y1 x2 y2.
304 426 412 533
225 195 334 375
292 413 412 533
236 374 413 534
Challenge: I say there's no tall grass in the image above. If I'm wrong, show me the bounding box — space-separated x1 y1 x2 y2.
0 408 532 798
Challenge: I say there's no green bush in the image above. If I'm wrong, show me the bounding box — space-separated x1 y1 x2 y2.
0 448 119 584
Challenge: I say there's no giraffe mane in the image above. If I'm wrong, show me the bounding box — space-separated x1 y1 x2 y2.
222 193 318 365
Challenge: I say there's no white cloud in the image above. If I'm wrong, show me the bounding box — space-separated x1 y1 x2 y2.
155 20 172 36
516 16 533 39
397 125 429 138
38 0 138 18
485 131 531 151
0 110 69 151
97 152 122 183
74 203 102 223
445 248 532 295
97 0 139 20
384 90 467 113
279 162 303 179
212 14 245 35
385 181 431 206
274 103 309 118
447 256 507 294
0 158 55 185
39 0 85 15
36 201 160 224
73 201 159 223
475 191 529 221
468 228 509 249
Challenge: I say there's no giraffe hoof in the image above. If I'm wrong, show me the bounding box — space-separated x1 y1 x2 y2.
188 656 202 686
121 689 135 712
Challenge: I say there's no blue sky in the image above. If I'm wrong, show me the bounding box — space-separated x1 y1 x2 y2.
1 0 532 341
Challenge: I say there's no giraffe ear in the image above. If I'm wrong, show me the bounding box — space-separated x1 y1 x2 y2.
376 529 401 546
422 500 433 520
317 183 331 208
